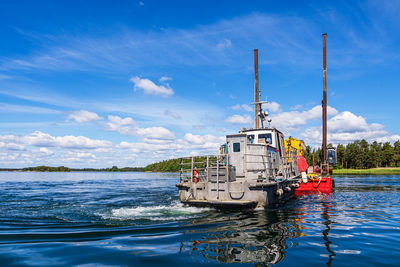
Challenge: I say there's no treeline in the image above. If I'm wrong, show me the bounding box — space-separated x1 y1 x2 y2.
143 156 214 172
306 140 400 169
0 165 145 172
144 158 182 172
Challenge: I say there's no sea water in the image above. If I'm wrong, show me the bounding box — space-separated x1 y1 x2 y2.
0 172 399 266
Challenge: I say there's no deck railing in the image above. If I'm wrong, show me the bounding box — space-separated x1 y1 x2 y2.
179 149 299 183
179 154 228 183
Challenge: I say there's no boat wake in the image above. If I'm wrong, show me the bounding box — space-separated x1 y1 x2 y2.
103 201 211 221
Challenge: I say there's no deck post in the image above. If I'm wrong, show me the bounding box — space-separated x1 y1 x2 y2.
217 157 219 200
206 156 209 181
191 157 194 181
180 158 183 183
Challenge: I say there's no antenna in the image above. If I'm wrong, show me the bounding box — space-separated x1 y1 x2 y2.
322 33 328 175
254 49 260 128
251 49 271 129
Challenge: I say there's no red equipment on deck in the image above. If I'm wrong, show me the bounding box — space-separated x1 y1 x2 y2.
295 176 334 197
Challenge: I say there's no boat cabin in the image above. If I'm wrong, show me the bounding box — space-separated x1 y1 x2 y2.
225 128 287 179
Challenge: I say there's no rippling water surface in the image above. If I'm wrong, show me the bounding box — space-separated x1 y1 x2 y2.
0 172 399 266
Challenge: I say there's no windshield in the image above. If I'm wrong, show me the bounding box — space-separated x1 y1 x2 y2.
258 133 272 145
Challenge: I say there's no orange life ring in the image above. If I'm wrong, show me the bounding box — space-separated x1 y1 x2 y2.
193 169 198 183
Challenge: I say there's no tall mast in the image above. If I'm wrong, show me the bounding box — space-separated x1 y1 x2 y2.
254 49 259 129
322 33 327 174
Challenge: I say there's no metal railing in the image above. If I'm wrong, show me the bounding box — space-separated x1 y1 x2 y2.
179 148 299 183
179 154 229 183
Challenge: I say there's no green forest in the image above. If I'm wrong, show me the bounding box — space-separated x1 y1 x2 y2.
306 140 400 169
143 156 213 172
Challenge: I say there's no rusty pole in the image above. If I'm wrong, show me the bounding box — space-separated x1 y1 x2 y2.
254 49 259 129
322 33 327 175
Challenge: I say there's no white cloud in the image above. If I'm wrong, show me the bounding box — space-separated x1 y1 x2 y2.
301 111 399 145
118 133 224 155
104 115 136 135
376 135 400 143
290 104 303 111
67 151 96 159
67 110 103 123
231 104 252 112
184 133 224 145
271 105 338 130
0 103 61 114
38 147 53 155
217 39 232 49
164 109 181 119
328 111 384 133
0 131 112 149
0 141 25 151
136 127 175 140
160 76 172 82
263 101 281 113
130 77 174 97
103 115 174 140
226 114 252 124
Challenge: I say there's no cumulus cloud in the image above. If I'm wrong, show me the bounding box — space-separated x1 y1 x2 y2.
103 115 175 140
231 104 252 112
0 129 226 168
271 105 338 130
38 147 53 155
328 111 384 133
119 133 224 154
0 141 25 151
184 133 225 145
104 115 137 135
263 101 281 113
301 111 399 145
0 131 112 149
130 76 174 97
67 110 103 123
136 127 175 140
226 114 252 124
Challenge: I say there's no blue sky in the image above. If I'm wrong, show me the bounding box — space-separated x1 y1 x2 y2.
1 0 399 168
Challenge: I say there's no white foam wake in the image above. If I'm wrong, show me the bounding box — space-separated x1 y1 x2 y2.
104 201 211 221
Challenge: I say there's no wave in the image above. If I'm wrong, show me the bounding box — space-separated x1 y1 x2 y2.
102 201 212 221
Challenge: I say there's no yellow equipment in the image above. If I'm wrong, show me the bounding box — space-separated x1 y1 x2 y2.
284 136 306 157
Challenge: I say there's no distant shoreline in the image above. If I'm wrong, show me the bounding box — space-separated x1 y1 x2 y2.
1 166 399 175
333 167 400 175
0 166 145 172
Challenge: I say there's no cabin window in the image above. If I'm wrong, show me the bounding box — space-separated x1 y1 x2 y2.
247 135 255 144
233 142 240 152
258 133 273 145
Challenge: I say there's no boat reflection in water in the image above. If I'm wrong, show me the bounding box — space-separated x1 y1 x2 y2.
181 207 303 265
181 193 335 265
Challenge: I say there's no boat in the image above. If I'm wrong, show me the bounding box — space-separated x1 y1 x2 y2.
176 49 302 209
177 34 336 208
